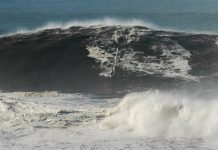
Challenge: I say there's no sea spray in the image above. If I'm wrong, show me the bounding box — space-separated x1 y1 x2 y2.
100 90 218 140
1 18 157 37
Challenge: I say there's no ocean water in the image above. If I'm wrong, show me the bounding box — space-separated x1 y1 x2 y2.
1 0 218 35
1 91 218 150
1 1 218 150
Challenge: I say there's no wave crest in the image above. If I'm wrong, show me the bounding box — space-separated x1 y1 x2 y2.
3 18 157 36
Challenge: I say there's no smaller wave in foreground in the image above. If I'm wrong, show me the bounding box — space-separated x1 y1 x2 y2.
100 90 218 140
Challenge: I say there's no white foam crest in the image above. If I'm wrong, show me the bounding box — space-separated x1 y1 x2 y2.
1 18 157 37
100 91 218 140
2 18 218 38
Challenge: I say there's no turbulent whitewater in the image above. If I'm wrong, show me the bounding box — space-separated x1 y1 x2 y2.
0 25 218 150
0 91 218 150
101 91 218 139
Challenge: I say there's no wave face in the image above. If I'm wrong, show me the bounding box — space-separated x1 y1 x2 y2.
0 25 218 94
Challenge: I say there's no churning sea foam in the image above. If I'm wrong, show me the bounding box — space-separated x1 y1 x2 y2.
100 90 218 140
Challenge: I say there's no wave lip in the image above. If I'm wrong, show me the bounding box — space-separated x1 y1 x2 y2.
2 18 218 37
0 18 158 37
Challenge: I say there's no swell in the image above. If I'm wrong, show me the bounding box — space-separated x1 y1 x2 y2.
0 25 218 94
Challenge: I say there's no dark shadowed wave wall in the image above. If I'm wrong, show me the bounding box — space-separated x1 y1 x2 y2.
0 26 218 94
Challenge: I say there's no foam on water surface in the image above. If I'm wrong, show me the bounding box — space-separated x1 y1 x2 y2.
87 27 195 80
0 91 217 150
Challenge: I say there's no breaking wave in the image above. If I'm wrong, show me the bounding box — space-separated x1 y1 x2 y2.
0 24 218 93
100 90 218 140
3 18 158 37
2 18 218 37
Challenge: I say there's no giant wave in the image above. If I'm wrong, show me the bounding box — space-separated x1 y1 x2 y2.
0 20 218 94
